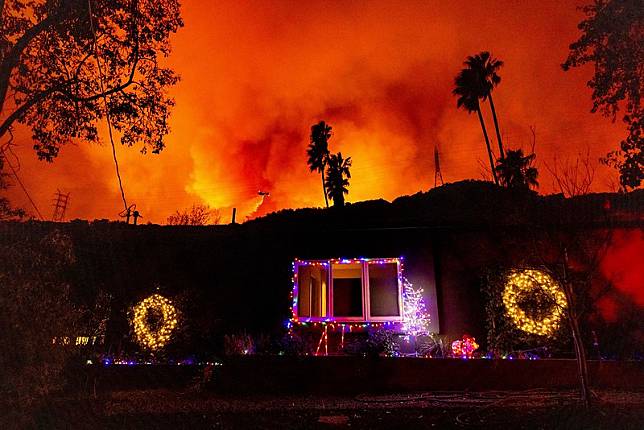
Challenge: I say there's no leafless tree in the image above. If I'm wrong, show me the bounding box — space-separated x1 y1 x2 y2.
545 148 596 197
167 203 220 226
477 157 494 182
531 217 614 409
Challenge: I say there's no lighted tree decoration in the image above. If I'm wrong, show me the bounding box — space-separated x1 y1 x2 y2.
402 277 431 336
131 294 179 351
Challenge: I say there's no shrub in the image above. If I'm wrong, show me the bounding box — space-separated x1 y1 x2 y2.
223 333 255 356
0 230 81 418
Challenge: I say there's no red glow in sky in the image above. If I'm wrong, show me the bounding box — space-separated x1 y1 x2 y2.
600 230 644 308
6 0 625 223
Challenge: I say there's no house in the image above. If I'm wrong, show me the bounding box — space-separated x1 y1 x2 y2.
2 182 642 358
290 256 438 355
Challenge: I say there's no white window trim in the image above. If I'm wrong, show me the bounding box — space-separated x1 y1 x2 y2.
366 260 404 322
294 258 403 323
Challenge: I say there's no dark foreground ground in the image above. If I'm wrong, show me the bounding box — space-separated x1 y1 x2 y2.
12 389 644 430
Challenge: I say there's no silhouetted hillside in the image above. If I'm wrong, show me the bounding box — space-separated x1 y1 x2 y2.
244 180 643 232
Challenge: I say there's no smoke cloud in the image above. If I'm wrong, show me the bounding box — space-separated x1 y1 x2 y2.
6 0 625 222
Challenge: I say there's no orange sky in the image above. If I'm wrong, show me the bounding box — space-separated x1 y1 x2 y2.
5 0 626 223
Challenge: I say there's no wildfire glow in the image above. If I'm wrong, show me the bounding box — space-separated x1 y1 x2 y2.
6 0 625 223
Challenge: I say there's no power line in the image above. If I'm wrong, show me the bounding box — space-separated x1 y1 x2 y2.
87 0 129 215
0 145 44 220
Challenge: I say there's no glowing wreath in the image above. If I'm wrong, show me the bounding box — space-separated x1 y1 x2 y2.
132 294 178 350
502 269 567 336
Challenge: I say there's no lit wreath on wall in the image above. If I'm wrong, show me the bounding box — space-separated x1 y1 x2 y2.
131 294 179 350
502 269 567 336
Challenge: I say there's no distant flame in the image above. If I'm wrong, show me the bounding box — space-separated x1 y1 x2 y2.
5 0 625 223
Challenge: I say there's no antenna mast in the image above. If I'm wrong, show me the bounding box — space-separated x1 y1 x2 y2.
434 145 444 187
52 189 70 222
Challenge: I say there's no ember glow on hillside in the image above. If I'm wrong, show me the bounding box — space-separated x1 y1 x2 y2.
7 0 624 222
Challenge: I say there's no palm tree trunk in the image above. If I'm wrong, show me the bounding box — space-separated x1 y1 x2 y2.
488 94 505 159
476 107 499 185
321 170 329 208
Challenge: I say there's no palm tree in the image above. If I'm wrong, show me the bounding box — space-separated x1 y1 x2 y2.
453 68 499 184
325 152 352 207
495 149 539 190
307 121 332 207
465 51 505 159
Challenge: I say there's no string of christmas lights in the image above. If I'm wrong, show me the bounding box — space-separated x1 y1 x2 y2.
502 269 567 337
131 294 179 350
290 257 403 324
52 335 104 346
288 257 431 337
451 334 479 358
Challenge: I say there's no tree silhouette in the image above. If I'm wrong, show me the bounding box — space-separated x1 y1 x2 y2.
545 149 596 197
325 152 352 207
563 0 642 190
0 0 183 159
495 149 539 190
307 121 332 207
167 204 220 225
0 153 25 220
453 68 499 185
465 51 505 159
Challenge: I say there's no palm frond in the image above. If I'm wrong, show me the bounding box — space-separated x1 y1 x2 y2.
495 148 539 190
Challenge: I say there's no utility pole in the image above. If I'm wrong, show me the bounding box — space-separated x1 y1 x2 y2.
52 189 70 222
119 203 137 224
434 146 444 188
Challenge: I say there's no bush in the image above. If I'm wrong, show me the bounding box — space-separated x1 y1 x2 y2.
415 334 452 358
223 332 255 356
0 230 81 424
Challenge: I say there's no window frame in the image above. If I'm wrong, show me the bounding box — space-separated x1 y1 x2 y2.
329 260 366 322
293 258 404 323
366 260 404 322
293 260 330 320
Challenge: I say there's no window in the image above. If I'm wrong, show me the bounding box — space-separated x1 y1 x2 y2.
297 264 328 317
368 262 400 317
294 258 402 322
332 262 363 318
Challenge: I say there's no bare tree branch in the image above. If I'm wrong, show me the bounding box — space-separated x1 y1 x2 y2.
545 148 596 197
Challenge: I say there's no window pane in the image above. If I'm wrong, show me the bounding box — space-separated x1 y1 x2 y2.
332 263 363 317
297 264 328 317
369 262 400 316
